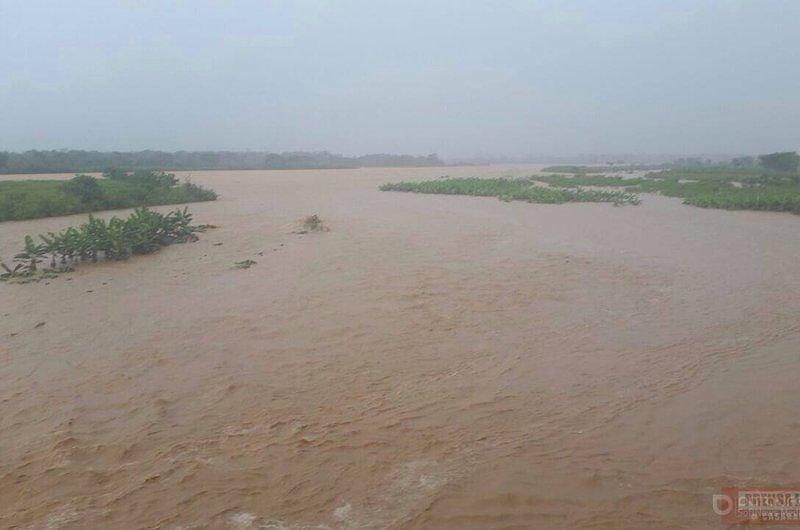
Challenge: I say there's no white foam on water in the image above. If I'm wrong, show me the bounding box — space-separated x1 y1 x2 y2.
332 503 352 521
228 512 258 528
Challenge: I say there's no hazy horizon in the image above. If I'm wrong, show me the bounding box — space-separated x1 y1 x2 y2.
2 1 799 159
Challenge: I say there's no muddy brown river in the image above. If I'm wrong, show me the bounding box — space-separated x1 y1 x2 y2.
1 166 799 529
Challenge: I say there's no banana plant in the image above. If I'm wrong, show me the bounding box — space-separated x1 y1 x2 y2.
1 207 206 280
105 217 132 260
1 262 25 280
13 235 47 273
39 231 66 268
84 215 108 262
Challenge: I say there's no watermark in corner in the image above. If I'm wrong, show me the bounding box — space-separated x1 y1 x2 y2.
714 488 800 525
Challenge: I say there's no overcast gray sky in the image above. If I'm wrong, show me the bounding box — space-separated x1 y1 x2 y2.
1 0 798 159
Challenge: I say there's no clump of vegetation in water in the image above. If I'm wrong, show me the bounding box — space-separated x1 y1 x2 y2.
0 169 217 222
623 166 800 213
300 214 328 232
1 207 205 283
233 259 257 269
382 151 800 215
380 177 640 206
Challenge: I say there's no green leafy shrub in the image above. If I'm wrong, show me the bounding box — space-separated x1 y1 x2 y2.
63 174 104 203
103 169 179 188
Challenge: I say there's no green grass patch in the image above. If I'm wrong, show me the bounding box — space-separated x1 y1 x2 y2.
380 177 640 205
0 170 217 222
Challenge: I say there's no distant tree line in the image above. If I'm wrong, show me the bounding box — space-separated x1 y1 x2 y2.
0 150 444 174
727 151 800 172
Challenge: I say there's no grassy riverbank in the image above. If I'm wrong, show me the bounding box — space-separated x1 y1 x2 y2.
0 170 217 222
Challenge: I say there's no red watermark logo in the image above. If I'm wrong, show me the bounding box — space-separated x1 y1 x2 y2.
714 488 800 525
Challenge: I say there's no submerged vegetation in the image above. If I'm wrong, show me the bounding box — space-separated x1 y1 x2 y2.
381 151 800 215
300 214 328 232
380 177 640 206
0 169 217 222
1 207 206 283
627 166 800 213
533 159 800 214
233 259 257 269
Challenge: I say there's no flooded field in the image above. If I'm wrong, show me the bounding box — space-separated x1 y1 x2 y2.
2 165 799 529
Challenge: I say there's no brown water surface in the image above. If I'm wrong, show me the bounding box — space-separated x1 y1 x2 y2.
1 166 799 529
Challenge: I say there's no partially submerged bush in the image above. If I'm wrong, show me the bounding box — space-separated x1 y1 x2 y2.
296 214 329 233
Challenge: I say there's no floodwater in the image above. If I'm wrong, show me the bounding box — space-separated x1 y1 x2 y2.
1 166 799 529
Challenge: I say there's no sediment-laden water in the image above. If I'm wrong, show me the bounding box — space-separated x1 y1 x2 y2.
2 166 799 529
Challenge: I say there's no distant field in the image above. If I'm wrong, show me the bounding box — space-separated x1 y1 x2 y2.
0 171 217 222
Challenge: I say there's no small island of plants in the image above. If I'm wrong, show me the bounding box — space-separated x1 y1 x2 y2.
381 152 800 215
379 177 640 206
